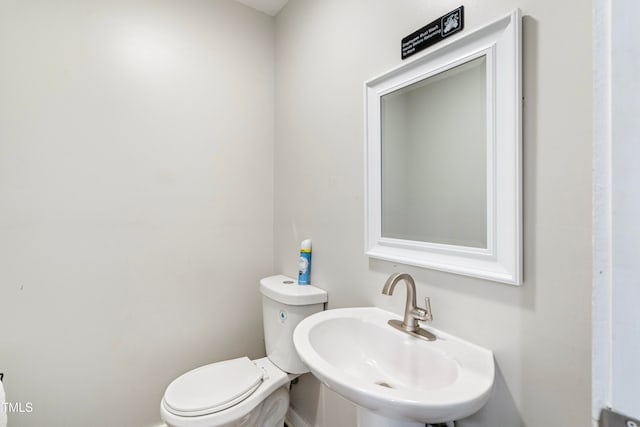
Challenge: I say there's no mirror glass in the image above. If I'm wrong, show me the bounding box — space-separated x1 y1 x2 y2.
381 56 487 248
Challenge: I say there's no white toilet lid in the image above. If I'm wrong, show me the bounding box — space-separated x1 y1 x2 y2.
163 357 264 417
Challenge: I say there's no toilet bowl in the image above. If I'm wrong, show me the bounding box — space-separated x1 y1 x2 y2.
160 275 327 427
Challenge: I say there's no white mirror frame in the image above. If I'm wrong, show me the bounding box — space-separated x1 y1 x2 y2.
365 10 522 285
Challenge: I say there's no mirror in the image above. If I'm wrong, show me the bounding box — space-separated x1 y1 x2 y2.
365 10 522 285
381 56 487 248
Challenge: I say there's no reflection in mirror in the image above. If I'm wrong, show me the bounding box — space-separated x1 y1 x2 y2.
381 56 487 248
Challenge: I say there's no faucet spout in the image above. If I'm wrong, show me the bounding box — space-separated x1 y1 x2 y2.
382 273 418 321
382 273 435 341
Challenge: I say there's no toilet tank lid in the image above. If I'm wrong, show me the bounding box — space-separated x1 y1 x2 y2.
260 275 327 305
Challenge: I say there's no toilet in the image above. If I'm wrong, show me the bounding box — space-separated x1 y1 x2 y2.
160 275 327 427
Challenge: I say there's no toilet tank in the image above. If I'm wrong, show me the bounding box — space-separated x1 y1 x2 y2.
260 275 327 374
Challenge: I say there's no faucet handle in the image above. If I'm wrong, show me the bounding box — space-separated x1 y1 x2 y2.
411 298 433 322
410 307 429 321
423 297 433 322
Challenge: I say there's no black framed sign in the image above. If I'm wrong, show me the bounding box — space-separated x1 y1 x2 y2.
401 6 465 60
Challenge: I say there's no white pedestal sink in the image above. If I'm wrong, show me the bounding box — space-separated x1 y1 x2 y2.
292 307 495 426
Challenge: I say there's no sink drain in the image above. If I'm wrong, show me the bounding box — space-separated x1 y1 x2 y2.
375 381 394 389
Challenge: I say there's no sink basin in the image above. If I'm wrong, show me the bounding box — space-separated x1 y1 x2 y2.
293 307 494 426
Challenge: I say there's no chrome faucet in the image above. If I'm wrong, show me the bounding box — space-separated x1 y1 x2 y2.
382 273 436 341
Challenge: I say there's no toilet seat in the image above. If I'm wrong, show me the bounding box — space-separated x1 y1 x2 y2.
163 357 264 417
161 357 294 427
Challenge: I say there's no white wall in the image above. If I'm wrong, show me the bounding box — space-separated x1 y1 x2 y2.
593 0 640 420
610 0 640 416
275 0 591 426
0 1 274 426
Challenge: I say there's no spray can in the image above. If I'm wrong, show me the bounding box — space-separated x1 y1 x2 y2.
298 239 312 285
